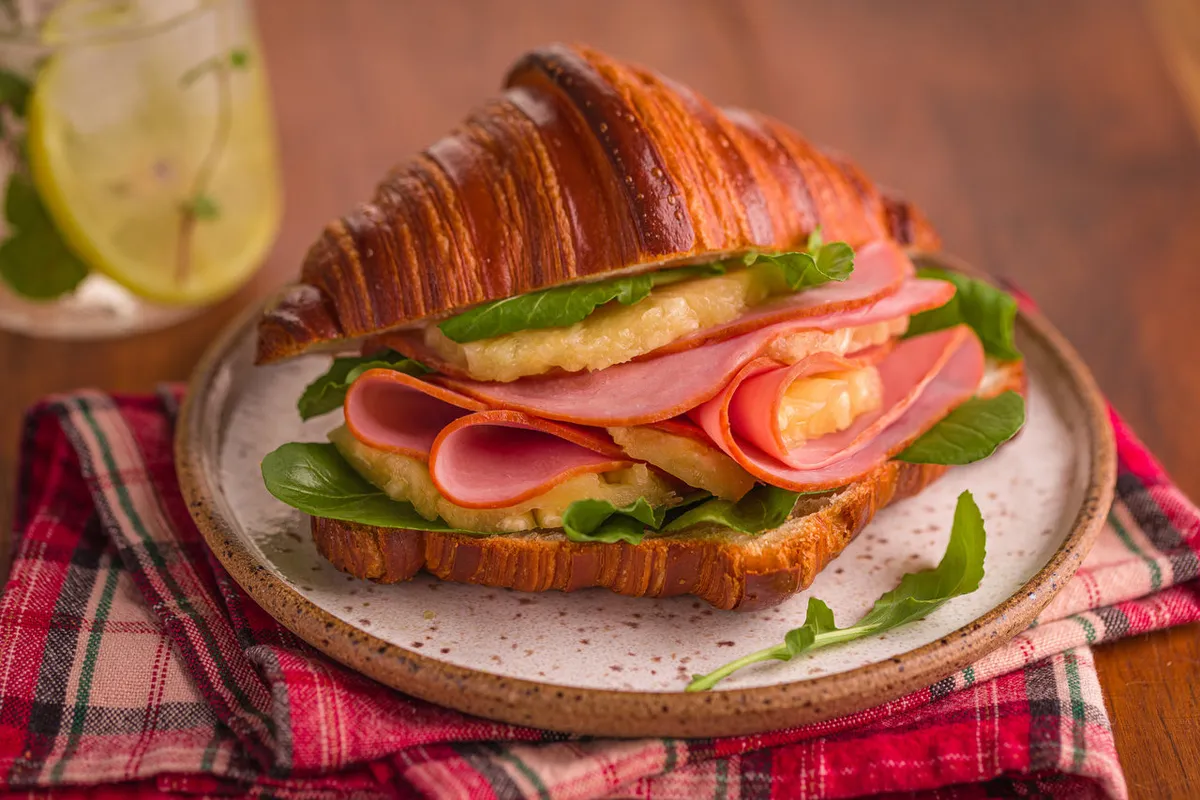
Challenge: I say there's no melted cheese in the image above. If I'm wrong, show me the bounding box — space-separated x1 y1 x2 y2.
424 267 782 382
777 367 884 448
328 425 680 533
607 425 756 501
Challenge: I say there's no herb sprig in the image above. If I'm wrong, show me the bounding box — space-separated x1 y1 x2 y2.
686 490 987 691
0 67 89 300
175 47 250 283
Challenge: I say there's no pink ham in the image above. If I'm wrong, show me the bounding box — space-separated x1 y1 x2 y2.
690 327 985 492
726 345 892 464
344 370 483 459
439 278 955 426
429 411 631 508
373 239 916 376
343 369 633 508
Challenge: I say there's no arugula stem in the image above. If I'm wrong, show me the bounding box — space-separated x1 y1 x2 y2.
685 644 787 692
175 51 233 285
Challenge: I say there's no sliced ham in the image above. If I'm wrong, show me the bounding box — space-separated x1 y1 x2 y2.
343 369 633 508
438 278 955 426
372 239 916 377
344 369 484 459
726 345 892 465
429 411 631 508
690 327 985 492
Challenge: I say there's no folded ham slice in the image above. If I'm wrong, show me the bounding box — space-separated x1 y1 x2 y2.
725 345 892 465
439 278 955 426
429 411 631 508
344 370 483 458
344 369 633 508
690 326 985 492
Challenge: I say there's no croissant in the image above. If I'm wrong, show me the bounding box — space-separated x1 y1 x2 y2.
256 43 938 363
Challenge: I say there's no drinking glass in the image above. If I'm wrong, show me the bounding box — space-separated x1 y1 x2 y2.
0 0 281 338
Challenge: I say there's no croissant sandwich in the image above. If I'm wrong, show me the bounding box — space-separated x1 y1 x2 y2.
259 44 1026 611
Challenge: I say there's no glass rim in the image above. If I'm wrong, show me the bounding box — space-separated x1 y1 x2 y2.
0 0 221 49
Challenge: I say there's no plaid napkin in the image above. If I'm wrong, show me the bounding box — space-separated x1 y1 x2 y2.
0 389 1197 800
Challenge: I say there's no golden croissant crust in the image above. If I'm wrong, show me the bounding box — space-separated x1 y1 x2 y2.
257 43 939 363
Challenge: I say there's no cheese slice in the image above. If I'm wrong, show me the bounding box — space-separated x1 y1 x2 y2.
329 425 680 533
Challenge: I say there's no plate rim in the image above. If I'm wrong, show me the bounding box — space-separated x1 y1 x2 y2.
177 260 1116 738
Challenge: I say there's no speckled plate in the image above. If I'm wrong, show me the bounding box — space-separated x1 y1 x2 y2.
177 258 1115 738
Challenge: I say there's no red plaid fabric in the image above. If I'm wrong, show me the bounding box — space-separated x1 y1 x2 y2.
0 389 1197 799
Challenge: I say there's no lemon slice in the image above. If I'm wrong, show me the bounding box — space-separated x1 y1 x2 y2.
26 3 281 305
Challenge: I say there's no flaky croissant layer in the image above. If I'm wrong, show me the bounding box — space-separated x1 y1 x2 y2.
257 43 939 364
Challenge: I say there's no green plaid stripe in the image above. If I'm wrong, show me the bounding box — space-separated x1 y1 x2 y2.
56 396 280 762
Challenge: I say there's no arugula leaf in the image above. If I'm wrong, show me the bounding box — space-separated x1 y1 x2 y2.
662 484 804 534
0 174 88 300
0 67 31 117
743 231 854 291
261 442 471 531
562 497 666 544
686 490 987 691
906 268 1020 360
437 262 726 343
297 350 429 420
561 492 712 544
896 391 1025 465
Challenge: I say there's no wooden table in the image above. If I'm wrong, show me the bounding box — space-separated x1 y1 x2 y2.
2 0 1197 795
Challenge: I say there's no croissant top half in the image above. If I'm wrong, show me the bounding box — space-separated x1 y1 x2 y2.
256 43 939 363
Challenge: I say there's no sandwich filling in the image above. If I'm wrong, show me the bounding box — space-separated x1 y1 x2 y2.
264 238 1026 542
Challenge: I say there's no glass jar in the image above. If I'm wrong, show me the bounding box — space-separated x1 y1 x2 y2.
0 0 281 339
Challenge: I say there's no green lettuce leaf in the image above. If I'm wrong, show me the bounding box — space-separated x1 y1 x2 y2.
437 263 726 343
896 391 1025 465
686 490 987 691
437 229 854 343
263 444 707 542
261 442 468 532
561 497 666 544
297 350 429 420
661 484 805 534
0 173 88 300
906 268 1020 360
743 236 854 291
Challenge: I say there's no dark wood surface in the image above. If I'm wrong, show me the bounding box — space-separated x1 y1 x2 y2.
1 0 1197 795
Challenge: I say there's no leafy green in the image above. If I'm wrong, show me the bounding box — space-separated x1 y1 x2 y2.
0 67 87 301
261 442 470 531
0 67 31 117
0 173 89 300
743 231 854 291
437 228 854 343
297 351 429 420
184 193 220 221
906 268 1020 360
896 391 1025 465
562 497 667 544
686 490 987 691
437 262 726 343
662 484 805 534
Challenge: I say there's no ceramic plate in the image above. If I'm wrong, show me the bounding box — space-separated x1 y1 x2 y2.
178 259 1115 737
